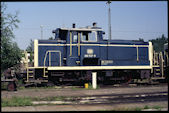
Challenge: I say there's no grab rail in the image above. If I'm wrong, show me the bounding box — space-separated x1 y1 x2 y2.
43 50 61 77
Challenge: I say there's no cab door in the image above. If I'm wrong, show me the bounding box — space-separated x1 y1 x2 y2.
67 31 81 66
72 31 78 57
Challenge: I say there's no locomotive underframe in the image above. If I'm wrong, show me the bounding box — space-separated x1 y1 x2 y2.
25 66 155 85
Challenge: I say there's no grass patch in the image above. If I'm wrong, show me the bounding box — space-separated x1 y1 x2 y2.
1 96 72 107
132 105 163 111
18 86 25 90
152 105 162 110
134 107 142 111
98 107 142 111
144 105 150 109
2 96 33 107
31 96 66 101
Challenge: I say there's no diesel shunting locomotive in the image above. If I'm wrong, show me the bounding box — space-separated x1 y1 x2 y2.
22 23 167 86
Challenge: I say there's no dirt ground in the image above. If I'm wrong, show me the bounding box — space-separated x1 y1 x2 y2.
1 84 168 98
1 84 168 111
2 102 168 111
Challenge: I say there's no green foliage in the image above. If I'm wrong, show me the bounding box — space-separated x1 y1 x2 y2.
1 2 22 73
1 82 9 90
149 34 168 52
26 39 34 63
152 105 162 110
2 96 33 107
48 37 54 40
1 40 22 71
134 107 142 111
26 39 34 52
1 96 67 107
32 96 66 101
138 38 144 42
144 105 150 109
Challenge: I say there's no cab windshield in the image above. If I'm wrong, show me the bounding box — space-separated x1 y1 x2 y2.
81 31 97 42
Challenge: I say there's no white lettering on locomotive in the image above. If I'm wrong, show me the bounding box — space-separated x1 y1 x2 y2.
84 49 96 58
101 60 113 65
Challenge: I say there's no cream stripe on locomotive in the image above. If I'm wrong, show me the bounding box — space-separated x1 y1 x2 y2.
38 43 149 47
47 65 152 71
34 40 38 67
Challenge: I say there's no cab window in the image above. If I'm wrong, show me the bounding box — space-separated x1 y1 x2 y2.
81 31 97 42
82 32 89 41
89 31 97 42
73 32 78 42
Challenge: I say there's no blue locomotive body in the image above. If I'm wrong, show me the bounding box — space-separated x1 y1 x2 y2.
35 28 152 68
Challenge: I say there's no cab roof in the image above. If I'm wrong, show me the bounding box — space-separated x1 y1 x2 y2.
58 27 103 31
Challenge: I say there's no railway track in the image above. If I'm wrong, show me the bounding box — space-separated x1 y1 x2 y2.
32 91 168 105
75 91 168 105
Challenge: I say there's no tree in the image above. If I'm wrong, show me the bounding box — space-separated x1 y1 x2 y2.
149 34 168 52
1 3 22 74
26 39 34 63
138 38 144 42
48 37 54 40
26 39 34 52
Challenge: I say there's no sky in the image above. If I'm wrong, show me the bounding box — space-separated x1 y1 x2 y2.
4 1 168 50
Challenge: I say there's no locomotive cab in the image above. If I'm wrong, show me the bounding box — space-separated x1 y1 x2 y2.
51 24 105 66
52 25 104 42
52 28 68 41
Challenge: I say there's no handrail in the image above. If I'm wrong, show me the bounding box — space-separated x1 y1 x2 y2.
136 46 139 62
24 50 29 82
78 32 81 56
70 32 72 56
159 52 164 77
43 50 61 77
153 51 160 65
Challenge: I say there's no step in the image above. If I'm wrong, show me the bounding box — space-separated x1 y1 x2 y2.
28 73 34 75
155 69 160 71
28 71 34 73
156 73 161 75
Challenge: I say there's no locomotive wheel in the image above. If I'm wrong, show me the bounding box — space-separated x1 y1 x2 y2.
7 82 16 91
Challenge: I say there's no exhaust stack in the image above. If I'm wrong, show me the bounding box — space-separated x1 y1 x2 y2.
72 23 75 28
93 22 97 27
